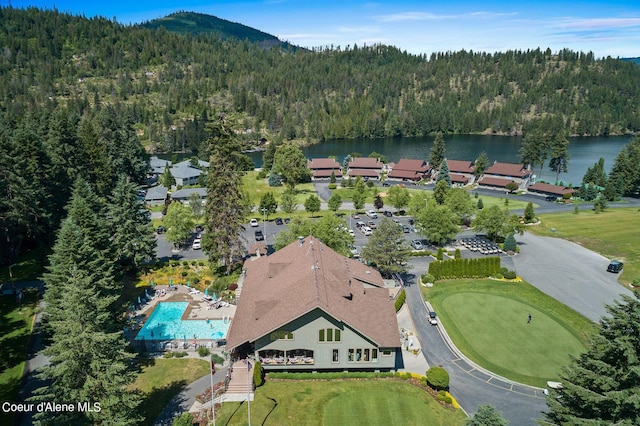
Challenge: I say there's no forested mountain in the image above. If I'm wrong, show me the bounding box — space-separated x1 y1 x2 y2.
140 11 293 50
2 6 640 264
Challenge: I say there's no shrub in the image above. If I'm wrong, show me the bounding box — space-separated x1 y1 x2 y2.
174 351 188 358
421 274 435 284
182 261 189 267
436 390 453 404
436 248 444 260
164 352 174 358
211 353 224 364
454 248 461 259
253 361 264 387
503 233 517 252
328 183 337 190
181 271 188 277
394 289 406 312
227 283 238 291
426 366 449 390
503 270 517 279
198 346 210 357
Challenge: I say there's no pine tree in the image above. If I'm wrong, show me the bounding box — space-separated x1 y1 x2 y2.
436 159 452 187
474 151 490 178
433 179 449 205
524 202 535 222
360 218 411 275
429 132 446 168
544 291 640 425
203 114 250 272
159 163 175 188
503 233 517 252
373 194 384 210
108 176 156 273
549 132 570 183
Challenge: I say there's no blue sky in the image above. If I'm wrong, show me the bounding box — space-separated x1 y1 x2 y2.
7 0 640 58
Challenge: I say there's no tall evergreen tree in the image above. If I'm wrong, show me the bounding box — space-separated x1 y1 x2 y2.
582 157 607 186
108 176 156 273
549 132 570 183
159 163 175 188
203 114 250 272
466 404 509 426
608 136 640 196
545 291 640 425
429 132 446 168
360 218 411 276
474 151 490 178
433 179 450 205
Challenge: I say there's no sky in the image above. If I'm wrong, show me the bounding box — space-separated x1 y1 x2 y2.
6 0 640 58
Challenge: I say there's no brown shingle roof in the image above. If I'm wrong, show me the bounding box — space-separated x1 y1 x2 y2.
347 168 380 177
393 159 429 173
387 169 421 180
313 169 342 178
446 159 475 174
478 176 515 188
226 236 400 351
308 158 342 170
450 173 470 184
484 162 531 178
348 158 383 169
528 182 575 195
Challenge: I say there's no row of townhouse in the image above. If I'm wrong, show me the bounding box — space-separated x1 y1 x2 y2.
308 157 575 197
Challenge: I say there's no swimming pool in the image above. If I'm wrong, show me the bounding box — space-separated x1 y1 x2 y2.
135 301 230 341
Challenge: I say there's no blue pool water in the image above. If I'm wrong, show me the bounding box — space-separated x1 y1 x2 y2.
135 302 229 341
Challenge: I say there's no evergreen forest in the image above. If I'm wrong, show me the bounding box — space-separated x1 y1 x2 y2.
2 6 640 265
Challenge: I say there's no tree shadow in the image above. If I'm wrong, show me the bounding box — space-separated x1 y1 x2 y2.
143 380 188 426
262 396 278 425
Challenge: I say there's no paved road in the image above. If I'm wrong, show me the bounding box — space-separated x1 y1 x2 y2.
508 232 634 322
403 259 548 425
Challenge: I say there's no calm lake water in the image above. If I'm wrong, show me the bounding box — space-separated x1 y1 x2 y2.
247 134 633 186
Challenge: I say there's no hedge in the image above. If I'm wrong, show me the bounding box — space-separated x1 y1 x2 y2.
428 256 501 280
395 289 406 312
253 361 264 387
268 371 396 380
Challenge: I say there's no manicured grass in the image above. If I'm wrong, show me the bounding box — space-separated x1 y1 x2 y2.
217 380 466 426
242 171 317 213
474 193 537 211
129 358 210 426
423 279 595 388
528 207 640 285
0 290 39 425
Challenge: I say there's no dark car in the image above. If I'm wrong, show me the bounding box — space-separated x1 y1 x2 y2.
284 218 291 224
545 195 558 202
383 211 393 217
275 217 283 225
254 230 264 241
607 260 623 273
156 226 165 234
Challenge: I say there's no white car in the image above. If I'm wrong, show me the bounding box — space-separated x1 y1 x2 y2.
192 239 202 250
250 218 259 227
361 226 372 236
366 210 378 219
348 229 355 237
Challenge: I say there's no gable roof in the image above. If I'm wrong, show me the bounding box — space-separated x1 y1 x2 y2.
393 158 428 173
528 182 575 195
171 164 202 179
347 168 380 177
145 185 168 201
446 159 475 174
308 158 341 170
171 187 207 200
348 158 383 169
450 173 470 184
226 236 400 351
484 162 531 178
478 176 515 188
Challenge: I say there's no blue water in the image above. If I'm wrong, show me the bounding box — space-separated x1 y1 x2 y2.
135 302 229 341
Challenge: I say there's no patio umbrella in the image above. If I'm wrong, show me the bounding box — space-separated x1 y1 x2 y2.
137 296 141 304
213 292 217 301
150 279 155 287
187 280 191 287
205 288 209 296
169 277 172 286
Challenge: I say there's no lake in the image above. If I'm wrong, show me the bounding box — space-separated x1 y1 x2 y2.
246 134 633 186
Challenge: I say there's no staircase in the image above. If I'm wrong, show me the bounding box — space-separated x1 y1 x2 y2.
223 360 254 402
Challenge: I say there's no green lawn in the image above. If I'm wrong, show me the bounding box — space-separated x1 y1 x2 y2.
528 207 640 285
129 358 210 426
423 279 595 388
242 171 317 213
217 380 466 426
0 290 39 425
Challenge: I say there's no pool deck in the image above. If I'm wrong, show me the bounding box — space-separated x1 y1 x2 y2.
128 285 236 344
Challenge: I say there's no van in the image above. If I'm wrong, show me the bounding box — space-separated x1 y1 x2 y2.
607 261 623 273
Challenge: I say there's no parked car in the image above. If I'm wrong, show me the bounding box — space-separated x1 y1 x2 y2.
382 182 390 187
192 239 201 250
545 195 558 202
250 218 259 227
254 230 264 241
402 225 410 233
275 217 284 225
366 210 378 219
195 224 204 232
349 245 360 258
367 221 377 229
156 226 165 234
411 240 423 250
348 229 355 237
607 260 624 273
361 226 373 236
428 311 438 325
383 211 393 217
284 218 291 224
